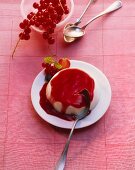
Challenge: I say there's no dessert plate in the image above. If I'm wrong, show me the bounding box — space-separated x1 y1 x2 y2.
31 60 111 129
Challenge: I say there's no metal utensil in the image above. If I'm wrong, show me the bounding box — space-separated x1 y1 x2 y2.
64 0 95 43
64 1 122 40
54 89 91 170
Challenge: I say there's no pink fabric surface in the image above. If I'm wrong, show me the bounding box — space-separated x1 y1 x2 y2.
0 0 135 169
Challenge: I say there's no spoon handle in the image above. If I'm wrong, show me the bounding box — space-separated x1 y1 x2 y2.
82 0 122 29
74 0 95 26
54 119 79 170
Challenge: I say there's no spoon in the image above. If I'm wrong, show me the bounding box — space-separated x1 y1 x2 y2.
54 89 91 170
64 0 95 43
64 0 122 40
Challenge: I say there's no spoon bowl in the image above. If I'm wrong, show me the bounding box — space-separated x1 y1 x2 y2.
64 26 85 38
64 35 76 43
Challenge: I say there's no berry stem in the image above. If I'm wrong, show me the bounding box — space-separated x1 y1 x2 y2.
48 44 57 58
11 38 21 59
59 0 65 13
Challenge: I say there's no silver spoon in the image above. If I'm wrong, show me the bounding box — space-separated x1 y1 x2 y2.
54 89 91 170
64 0 122 40
64 0 96 43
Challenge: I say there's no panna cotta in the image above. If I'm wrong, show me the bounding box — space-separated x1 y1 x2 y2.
45 68 98 115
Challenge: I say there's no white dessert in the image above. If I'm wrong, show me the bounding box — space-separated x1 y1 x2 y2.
46 68 99 115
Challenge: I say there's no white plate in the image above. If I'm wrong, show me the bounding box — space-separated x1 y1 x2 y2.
31 60 111 129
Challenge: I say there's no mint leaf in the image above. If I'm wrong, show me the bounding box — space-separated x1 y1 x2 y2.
44 56 55 64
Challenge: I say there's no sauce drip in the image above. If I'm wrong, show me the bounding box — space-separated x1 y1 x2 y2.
40 83 75 120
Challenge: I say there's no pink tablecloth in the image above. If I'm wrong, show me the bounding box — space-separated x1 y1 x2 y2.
0 0 135 169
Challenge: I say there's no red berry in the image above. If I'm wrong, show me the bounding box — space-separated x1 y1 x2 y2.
19 32 24 40
24 34 30 40
56 15 62 23
33 2 39 9
42 62 46 67
35 21 40 27
48 37 55 44
47 27 54 34
58 58 70 69
49 22 56 29
56 5 63 15
47 18 52 24
23 19 29 26
40 0 45 4
19 22 25 29
24 27 31 34
41 3 47 9
45 0 51 3
30 12 35 16
27 13 33 20
43 10 49 17
38 5 43 11
42 32 49 39
48 6 54 13
36 11 42 17
63 5 69 14
37 15 42 21
30 19 35 25
19 0 69 44
61 0 66 4
42 22 47 28
50 12 58 20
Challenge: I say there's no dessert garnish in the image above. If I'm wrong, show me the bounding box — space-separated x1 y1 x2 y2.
42 56 70 81
40 58 95 121
12 0 69 58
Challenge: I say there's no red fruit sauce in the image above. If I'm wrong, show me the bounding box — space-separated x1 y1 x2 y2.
40 68 95 121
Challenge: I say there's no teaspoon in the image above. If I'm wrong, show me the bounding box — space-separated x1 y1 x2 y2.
64 1 122 40
64 0 96 43
54 89 90 170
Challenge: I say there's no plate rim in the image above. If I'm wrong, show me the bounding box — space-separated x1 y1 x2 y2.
31 60 112 129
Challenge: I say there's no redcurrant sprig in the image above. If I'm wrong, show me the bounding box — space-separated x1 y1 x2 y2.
12 0 69 58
